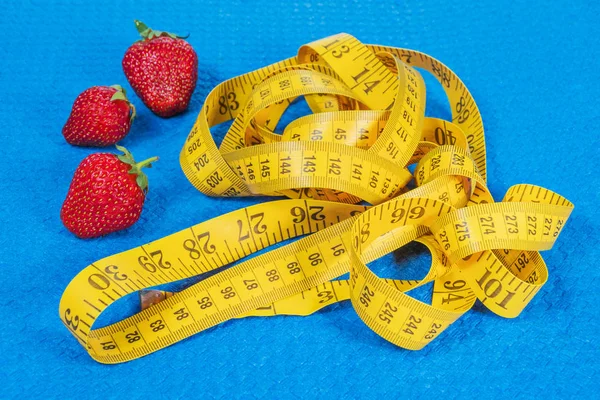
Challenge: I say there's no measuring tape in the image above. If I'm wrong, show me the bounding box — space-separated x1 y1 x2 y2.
59 33 573 363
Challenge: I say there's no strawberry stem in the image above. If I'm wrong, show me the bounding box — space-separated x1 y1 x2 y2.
115 145 158 193
134 156 159 170
134 20 151 36
133 19 189 41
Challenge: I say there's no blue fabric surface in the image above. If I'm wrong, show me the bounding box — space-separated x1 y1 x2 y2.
1 0 598 398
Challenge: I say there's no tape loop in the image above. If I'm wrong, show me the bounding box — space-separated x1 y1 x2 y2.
59 34 573 363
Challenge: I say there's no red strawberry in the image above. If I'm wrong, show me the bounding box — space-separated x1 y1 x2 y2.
62 85 136 147
60 146 158 238
122 20 198 117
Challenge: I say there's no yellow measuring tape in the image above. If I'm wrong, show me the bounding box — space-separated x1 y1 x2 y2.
59 33 573 363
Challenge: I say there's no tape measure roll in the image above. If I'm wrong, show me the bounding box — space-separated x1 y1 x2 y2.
59 33 573 363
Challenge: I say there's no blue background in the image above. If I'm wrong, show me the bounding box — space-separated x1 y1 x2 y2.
1 0 598 398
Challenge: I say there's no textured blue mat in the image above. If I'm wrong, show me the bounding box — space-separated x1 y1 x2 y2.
1 0 598 398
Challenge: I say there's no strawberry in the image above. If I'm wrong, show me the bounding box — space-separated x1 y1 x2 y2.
122 20 198 117
60 146 158 238
62 85 136 147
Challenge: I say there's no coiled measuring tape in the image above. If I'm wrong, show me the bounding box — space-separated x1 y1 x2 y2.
59 33 574 363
